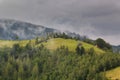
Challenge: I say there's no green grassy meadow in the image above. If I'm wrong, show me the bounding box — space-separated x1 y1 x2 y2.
105 67 120 80
0 38 104 54
42 38 104 53
0 40 35 48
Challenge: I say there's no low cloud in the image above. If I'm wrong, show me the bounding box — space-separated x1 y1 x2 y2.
0 0 120 45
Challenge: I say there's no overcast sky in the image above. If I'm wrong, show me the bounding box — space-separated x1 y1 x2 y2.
0 0 120 45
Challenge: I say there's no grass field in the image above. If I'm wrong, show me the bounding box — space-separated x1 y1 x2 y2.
105 67 120 80
42 38 104 54
0 40 31 48
0 38 104 54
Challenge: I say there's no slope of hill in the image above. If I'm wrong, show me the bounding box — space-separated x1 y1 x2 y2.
0 40 29 48
42 38 104 53
0 38 104 54
0 38 119 80
105 67 120 80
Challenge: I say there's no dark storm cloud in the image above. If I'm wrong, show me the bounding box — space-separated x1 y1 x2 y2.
0 0 120 45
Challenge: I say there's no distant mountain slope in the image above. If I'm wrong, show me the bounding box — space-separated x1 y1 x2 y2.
0 19 82 40
0 19 59 40
112 45 120 53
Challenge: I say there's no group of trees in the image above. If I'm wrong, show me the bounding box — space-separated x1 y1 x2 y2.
95 38 112 51
76 43 85 55
47 32 82 41
0 39 120 80
75 43 95 56
82 37 112 52
36 32 113 52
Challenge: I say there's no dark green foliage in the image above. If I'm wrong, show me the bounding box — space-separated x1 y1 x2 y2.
12 43 21 52
88 48 95 55
35 37 39 45
81 46 85 55
0 43 120 80
76 46 81 54
96 38 112 51
25 40 32 50
76 45 85 55
96 38 106 49
10 43 22 59
48 32 73 39
83 36 95 45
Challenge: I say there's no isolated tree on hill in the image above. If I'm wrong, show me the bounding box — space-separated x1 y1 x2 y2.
81 46 85 55
96 38 106 49
76 46 80 54
76 43 85 55
10 43 22 59
95 38 112 51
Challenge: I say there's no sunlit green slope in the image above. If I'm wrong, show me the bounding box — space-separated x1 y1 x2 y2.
0 40 30 48
42 38 104 54
0 38 104 54
105 67 120 80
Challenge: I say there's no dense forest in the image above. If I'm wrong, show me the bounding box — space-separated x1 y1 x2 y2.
0 37 120 80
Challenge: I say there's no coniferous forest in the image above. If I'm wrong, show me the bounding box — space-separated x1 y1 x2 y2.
0 37 120 80
1 0 120 80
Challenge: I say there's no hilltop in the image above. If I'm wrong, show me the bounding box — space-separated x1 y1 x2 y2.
0 38 104 54
42 38 104 53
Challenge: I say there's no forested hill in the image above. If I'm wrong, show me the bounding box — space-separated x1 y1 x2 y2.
0 19 117 80
0 37 119 80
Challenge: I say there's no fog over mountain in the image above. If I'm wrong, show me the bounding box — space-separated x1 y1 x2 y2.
0 19 81 40
0 19 60 40
0 0 120 45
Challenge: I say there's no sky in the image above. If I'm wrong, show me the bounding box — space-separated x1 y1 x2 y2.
0 0 120 45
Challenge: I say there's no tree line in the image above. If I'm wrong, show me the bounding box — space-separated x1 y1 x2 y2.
0 39 119 80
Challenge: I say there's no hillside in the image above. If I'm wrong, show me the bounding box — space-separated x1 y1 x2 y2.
0 40 29 48
105 67 120 80
42 38 104 54
1 38 120 80
0 38 119 80
0 38 104 54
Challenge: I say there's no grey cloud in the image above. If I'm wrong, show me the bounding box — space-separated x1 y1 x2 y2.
0 0 120 45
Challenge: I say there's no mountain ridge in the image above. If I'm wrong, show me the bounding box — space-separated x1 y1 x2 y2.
0 19 60 40
0 19 82 40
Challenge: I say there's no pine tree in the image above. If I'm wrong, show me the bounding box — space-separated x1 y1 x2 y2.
81 46 85 55
32 63 39 80
76 46 81 55
35 37 39 45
